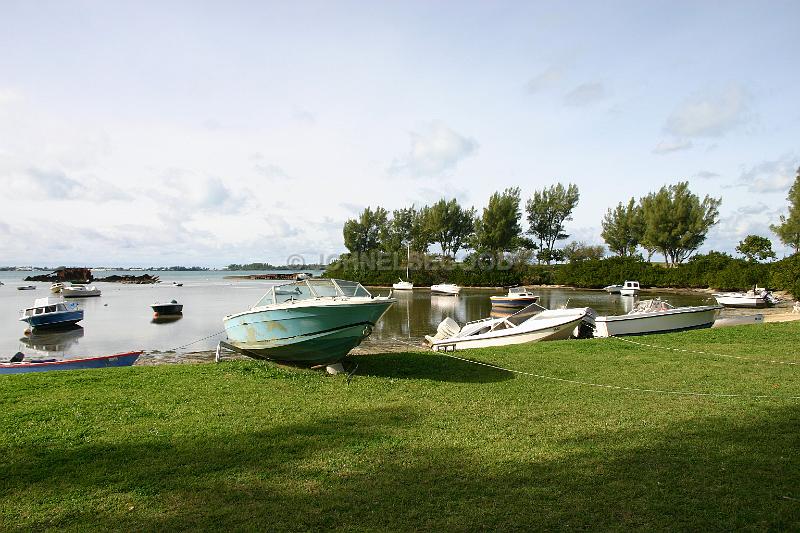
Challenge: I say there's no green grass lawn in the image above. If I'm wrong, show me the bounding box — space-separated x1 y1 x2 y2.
2 322 799 531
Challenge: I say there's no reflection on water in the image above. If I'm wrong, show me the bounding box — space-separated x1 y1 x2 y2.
151 315 184 325
20 325 84 353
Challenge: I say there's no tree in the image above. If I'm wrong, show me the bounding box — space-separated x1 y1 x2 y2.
473 187 524 253
525 183 580 263
425 199 475 259
770 167 800 253
342 206 389 253
383 206 417 252
639 182 721 266
563 241 606 262
601 198 642 257
736 235 776 262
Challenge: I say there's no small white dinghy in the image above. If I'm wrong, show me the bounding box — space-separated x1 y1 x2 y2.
425 303 595 351
62 285 101 298
593 299 721 337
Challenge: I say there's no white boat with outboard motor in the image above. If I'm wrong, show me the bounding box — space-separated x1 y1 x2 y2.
222 278 395 364
430 283 461 295
62 285 101 298
425 302 595 351
593 298 721 337
713 287 779 308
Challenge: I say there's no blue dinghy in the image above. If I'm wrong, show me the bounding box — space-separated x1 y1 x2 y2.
0 351 141 375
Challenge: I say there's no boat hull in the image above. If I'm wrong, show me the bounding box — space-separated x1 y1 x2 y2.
152 304 183 314
713 295 769 308
223 300 394 364
489 296 540 308
430 315 584 351
430 284 461 295
0 352 141 375
21 310 84 329
594 306 721 337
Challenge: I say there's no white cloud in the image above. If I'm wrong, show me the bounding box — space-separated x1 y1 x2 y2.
664 84 751 138
563 82 608 107
23 167 130 201
739 155 799 193
525 65 564 93
254 163 291 180
694 170 720 179
388 121 478 178
652 139 693 154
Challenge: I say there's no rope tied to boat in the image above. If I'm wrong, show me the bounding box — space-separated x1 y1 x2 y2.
166 329 227 352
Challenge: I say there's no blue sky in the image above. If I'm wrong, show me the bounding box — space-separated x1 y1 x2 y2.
0 0 798 266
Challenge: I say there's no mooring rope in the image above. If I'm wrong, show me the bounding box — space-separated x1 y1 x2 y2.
389 337 800 400
164 329 227 353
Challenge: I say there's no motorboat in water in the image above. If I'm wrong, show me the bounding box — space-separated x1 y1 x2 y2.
620 280 640 297
17 285 36 291
425 303 595 351
62 285 101 298
489 286 540 308
222 278 395 364
430 283 461 295
50 282 68 293
593 299 721 337
713 287 779 308
151 300 183 315
1 351 141 375
19 297 84 330
604 284 623 294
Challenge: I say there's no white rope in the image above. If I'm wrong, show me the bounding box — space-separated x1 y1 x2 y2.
165 330 227 352
608 334 798 366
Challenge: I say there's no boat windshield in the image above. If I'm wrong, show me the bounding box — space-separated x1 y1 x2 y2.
505 302 547 326
253 279 373 307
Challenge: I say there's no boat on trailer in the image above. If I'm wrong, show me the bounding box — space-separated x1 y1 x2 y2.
222 278 395 364
593 299 721 337
0 351 141 374
425 302 595 351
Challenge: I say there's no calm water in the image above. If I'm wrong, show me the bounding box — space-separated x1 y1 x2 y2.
0 270 720 361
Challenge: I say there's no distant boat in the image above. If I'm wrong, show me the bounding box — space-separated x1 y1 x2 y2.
593 299 721 337
19 297 84 329
50 282 68 293
222 278 395 364
490 286 539 308
0 351 141 375
62 285 101 298
430 283 461 295
426 303 594 351
713 287 779 308
604 284 623 294
392 244 414 291
620 280 640 297
17 285 36 291
151 300 183 315
173 282 183 287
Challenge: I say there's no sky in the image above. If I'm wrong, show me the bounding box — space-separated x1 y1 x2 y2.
0 0 798 267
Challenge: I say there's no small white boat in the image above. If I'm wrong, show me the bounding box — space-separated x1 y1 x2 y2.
593 299 721 337
619 280 640 297
713 288 778 308
392 279 413 291
489 286 539 308
17 285 36 291
173 282 183 287
430 283 461 295
62 285 101 298
50 282 68 293
426 303 594 351
604 284 623 294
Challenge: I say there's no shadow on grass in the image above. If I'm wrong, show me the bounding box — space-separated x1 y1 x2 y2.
2 404 798 530
349 351 513 383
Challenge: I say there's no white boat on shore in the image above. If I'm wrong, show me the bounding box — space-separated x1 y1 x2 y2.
593 299 721 337
62 285 101 298
620 280 640 297
425 303 594 351
430 283 461 295
713 288 778 308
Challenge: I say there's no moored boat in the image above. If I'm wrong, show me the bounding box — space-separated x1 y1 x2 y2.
50 282 68 293
17 285 36 291
62 285 101 298
593 299 721 337
0 351 141 374
620 280 640 297
430 283 461 295
222 278 395 364
151 300 183 315
604 284 623 294
489 286 539 308
392 244 414 291
19 297 84 329
713 288 778 308
425 303 595 351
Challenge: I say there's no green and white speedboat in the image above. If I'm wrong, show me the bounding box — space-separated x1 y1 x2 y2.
222 279 395 364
